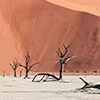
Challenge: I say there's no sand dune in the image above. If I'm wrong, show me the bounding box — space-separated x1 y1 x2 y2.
47 0 100 16
0 0 100 73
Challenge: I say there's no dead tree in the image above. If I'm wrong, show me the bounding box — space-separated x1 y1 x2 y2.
32 73 60 82
56 44 77 79
3 71 5 77
9 58 19 77
79 77 100 89
19 69 23 77
32 44 77 82
19 52 39 79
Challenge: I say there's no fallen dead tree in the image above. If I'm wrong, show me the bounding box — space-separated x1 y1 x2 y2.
74 77 100 94
32 44 77 82
79 77 100 89
32 73 59 82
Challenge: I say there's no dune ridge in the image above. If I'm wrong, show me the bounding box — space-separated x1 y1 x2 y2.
47 0 100 17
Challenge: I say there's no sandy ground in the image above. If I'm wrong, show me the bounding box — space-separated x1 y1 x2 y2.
0 76 100 100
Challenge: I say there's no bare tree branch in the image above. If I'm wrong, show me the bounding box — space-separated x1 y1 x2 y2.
64 55 77 63
62 44 72 59
15 57 18 63
63 43 72 50
58 48 63 57
56 51 61 57
28 62 39 71
19 64 26 69
9 63 14 70
13 60 16 66
13 58 18 69
55 59 60 63
80 77 89 86
25 52 30 63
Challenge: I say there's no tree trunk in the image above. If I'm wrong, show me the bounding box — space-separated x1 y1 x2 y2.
32 73 59 82
25 70 29 78
3 71 5 77
20 70 22 77
14 70 16 77
59 63 64 80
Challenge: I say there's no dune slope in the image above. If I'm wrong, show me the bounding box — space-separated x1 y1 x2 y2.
0 0 100 73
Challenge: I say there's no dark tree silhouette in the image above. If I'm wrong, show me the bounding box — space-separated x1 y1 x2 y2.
19 52 39 79
19 69 23 77
9 58 19 77
79 77 100 89
3 71 5 77
32 44 77 82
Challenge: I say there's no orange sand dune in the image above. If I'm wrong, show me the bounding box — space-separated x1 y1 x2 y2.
0 0 100 73
47 0 100 17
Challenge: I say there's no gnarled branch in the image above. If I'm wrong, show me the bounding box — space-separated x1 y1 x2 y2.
64 55 77 64
28 62 39 71
9 63 14 70
19 64 26 69
32 73 59 82
79 77 100 89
